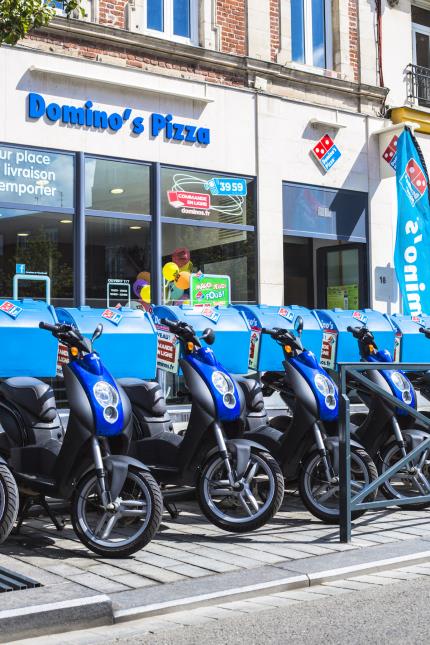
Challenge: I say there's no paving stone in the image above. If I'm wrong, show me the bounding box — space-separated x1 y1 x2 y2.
350 574 399 586
67 572 130 592
274 589 328 601
167 563 212 578
113 573 157 589
218 599 276 613
324 579 378 591
310 584 354 595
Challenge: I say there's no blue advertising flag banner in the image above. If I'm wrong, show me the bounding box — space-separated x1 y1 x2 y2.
394 127 430 316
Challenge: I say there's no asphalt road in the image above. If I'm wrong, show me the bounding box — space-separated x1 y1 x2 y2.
105 576 430 645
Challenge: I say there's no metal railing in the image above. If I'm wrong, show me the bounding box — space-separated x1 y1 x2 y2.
407 63 430 105
338 361 430 543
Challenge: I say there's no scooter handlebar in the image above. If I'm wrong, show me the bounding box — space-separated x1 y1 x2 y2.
419 327 430 339
39 321 57 332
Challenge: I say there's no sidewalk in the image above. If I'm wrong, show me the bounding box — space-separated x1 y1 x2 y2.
1 492 430 641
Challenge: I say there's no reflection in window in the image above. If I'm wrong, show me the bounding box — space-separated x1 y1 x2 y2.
146 0 196 43
85 158 150 214
161 223 256 304
161 168 255 227
0 209 73 305
291 0 305 63
0 145 74 209
173 0 190 37
291 0 331 69
147 0 164 31
86 216 151 307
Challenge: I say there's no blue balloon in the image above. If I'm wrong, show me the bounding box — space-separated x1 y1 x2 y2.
168 283 184 300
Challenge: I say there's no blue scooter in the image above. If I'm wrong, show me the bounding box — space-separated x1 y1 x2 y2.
346 324 430 505
244 317 378 523
120 318 285 533
0 322 163 557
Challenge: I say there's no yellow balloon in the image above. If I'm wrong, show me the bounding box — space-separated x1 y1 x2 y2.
140 285 151 303
176 271 190 290
162 262 179 282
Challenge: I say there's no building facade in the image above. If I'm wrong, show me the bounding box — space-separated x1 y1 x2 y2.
0 0 421 319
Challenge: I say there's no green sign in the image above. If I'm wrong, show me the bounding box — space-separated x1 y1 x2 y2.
190 274 231 306
327 284 358 310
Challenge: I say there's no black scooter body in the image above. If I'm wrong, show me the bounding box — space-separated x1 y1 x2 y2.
0 367 133 500
120 358 250 486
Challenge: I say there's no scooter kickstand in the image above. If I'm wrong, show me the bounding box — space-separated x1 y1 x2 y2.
164 501 180 519
13 496 33 534
38 497 66 531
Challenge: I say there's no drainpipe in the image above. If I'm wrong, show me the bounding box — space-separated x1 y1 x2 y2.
375 0 384 87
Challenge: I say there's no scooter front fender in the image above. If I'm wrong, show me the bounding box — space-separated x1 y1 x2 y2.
79 454 151 502
104 455 151 501
320 436 366 474
205 438 269 479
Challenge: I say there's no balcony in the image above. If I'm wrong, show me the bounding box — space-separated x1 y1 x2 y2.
407 63 430 107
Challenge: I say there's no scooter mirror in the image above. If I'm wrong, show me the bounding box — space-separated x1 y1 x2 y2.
92 323 103 344
202 328 215 345
294 316 304 336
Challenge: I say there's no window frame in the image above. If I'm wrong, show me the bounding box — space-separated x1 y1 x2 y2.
143 0 199 46
291 0 333 70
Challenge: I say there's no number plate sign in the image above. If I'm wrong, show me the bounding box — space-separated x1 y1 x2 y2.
205 177 247 196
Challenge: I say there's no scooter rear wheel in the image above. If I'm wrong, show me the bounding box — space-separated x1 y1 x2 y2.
71 467 162 557
299 448 378 524
197 448 284 533
0 463 19 544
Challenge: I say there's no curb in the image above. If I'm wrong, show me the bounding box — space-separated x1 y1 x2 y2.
0 594 112 643
114 549 430 624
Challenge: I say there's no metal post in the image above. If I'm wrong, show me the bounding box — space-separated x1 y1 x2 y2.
339 366 352 543
74 152 86 307
151 162 162 306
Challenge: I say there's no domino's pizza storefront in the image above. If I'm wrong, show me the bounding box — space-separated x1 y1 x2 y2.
0 145 257 310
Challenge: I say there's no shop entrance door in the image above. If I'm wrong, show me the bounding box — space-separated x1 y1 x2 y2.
283 236 313 307
316 243 368 309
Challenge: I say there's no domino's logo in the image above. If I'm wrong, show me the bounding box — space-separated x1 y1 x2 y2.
400 158 427 207
312 134 341 172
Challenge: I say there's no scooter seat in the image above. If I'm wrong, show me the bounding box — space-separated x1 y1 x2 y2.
133 430 182 467
0 378 57 422
118 378 167 417
235 377 265 412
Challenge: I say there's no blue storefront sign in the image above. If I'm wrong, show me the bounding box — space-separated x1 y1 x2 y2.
27 93 211 144
394 127 430 316
205 177 247 196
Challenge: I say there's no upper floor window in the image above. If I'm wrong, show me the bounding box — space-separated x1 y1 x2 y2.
412 5 430 69
291 0 332 69
50 0 94 22
129 0 198 44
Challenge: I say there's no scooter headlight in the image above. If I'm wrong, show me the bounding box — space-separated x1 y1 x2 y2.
314 374 335 397
391 371 413 404
211 371 234 395
314 374 337 410
93 381 119 408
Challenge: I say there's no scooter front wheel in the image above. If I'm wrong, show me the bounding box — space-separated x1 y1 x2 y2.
71 467 163 557
0 463 19 544
299 448 378 524
380 438 430 508
197 448 284 533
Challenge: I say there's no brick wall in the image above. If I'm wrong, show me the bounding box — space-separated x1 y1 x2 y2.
26 31 246 86
98 0 127 29
216 0 247 56
270 0 280 62
348 0 359 81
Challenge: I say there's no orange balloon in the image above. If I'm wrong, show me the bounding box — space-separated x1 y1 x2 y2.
175 271 190 290
137 271 151 284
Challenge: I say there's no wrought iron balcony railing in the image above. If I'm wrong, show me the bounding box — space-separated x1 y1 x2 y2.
407 63 430 106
